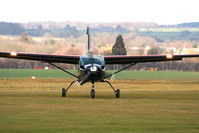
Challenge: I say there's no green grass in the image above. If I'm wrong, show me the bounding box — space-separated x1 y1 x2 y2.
1 69 199 79
0 69 74 78
0 79 199 133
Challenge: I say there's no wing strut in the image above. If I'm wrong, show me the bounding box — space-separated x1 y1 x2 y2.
104 63 136 79
48 62 78 78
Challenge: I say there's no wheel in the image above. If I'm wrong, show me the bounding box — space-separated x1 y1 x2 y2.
90 89 95 99
115 89 120 98
62 88 66 97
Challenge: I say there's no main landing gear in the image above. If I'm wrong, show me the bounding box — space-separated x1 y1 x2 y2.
89 80 120 99
61 80 120 98
62 80 76 97
102 80 120 98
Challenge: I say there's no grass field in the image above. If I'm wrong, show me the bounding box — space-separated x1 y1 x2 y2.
2 69 199 79
0 78 199 133
0 70 199 133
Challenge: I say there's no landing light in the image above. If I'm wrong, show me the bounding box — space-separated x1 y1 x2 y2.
166 54 173 59
10 52 17 56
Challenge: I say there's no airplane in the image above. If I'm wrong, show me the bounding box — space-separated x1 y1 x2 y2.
1 27 199 98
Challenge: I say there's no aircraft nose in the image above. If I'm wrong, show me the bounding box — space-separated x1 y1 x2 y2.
90 65 97 72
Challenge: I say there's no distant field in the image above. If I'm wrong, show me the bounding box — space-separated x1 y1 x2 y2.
0 79 199 133
137 28 199 41
1 69 199 79
139 28 199 32
137 31 199 41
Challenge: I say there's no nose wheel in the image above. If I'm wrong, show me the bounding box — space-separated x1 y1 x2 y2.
90 89 95 98
90 83 95 99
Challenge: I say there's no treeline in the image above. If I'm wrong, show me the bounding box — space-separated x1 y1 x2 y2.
162 22 199 28
0 22 25 35
1 21 199 39
26 25 129 37
0 22 129 37
132 62 199 72
0 22 83 37
22 21 158 30
25 25 83 38
92 25 129 33
1 59 199 72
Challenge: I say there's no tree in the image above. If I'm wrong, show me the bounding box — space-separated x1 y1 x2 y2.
112 35 127 55
19 34 33 43
0 22 25 35
147 47 163 55
192 43 198 48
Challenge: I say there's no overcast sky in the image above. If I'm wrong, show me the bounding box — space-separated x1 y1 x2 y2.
0 0 198 24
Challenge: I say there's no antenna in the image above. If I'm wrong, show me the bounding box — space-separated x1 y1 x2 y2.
87 27 91 54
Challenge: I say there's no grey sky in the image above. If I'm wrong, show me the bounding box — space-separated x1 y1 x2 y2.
0 0 198 24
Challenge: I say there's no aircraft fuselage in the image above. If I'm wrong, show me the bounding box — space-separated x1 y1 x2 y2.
77 54 105 85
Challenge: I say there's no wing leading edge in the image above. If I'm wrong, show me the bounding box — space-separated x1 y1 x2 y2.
1 51 199 65
104 54 199 64
0 51 80 64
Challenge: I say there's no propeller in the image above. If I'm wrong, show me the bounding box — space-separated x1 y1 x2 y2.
77 64 103 85
78 71 92 85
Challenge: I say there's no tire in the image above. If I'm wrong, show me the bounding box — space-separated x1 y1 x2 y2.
62 88 66 97
116 89 120 98
91 89 95 99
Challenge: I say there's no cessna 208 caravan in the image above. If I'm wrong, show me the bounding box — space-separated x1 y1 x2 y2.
1 27 199 98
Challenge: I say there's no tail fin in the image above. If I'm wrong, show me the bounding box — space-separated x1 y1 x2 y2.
87 27 92 54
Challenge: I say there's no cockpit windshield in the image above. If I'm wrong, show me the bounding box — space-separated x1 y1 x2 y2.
80 55 105 66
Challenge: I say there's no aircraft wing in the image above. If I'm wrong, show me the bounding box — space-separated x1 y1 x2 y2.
104 54 199 64
0 51 80 64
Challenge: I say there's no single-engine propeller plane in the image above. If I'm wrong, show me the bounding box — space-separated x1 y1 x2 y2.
1 27 199 98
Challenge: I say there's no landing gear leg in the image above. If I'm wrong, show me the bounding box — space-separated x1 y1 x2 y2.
102 80 120 98
90 81 95 99
62 80 76 97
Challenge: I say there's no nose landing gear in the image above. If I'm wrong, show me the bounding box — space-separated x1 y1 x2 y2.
90 89 95 99
90 81 95 99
